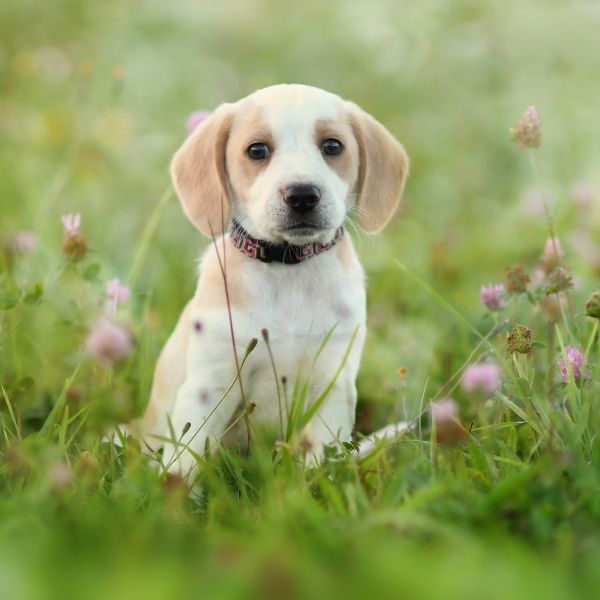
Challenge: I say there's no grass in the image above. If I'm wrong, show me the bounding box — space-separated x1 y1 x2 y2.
2 0 600 598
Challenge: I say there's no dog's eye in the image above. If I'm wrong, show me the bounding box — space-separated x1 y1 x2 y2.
247 143 271 160
321 138 343 156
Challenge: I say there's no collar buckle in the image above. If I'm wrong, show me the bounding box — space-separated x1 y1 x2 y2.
257 245 272 263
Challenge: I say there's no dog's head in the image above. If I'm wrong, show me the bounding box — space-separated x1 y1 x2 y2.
171 84 409 243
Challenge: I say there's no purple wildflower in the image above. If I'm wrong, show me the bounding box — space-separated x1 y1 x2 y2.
106 278 131 309
558 346 589 383
429 398 465 444
61 213 81 238
480 283 506 311
461 363 502 395
13 231 38 251
86 317 132 367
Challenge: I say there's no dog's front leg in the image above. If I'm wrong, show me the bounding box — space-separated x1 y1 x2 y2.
161 321 243 478
302 366 358 465
162 375 240 477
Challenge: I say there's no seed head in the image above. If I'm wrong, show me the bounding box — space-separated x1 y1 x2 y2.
585 291 600 319
505 263 530 295
61 234 87 260
245 337 258 357
510 106 542 150
507 323 533 354
544 266 573 295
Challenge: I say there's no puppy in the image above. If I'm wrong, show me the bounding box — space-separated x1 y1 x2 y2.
140 84 408 476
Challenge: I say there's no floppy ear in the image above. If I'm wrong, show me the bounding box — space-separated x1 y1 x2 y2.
170 103 235 236
347 102 409 233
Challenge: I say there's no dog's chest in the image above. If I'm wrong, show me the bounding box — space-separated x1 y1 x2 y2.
237 255 365 339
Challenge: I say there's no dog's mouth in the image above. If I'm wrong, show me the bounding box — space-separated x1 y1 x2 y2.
279 221 327 243
283 221 320 232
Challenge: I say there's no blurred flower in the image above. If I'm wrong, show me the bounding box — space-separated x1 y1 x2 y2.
13 231 38 252
86 317 132 367
186 110 211 136
480 283 506 311
585 291 600 319
112 64 125 82
505 263 530 295
61 213 87 260
429 398 465 444
520 189 546 218
570 179 594 211
62 213 81 238
541 293 569 323
47 460 72 491
540 237 563 273
37 46 72 84
507 323 533 354
461 363 502 395
510 105 542 150
106 278 131 308
62 234 87 260
544 266 573 295
558 346 589 384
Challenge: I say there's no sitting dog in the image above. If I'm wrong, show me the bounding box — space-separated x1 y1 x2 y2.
139 84 408 476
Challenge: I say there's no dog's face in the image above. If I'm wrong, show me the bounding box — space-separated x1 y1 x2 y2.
172 84 408 242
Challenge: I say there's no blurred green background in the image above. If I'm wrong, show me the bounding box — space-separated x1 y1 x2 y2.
2 0 600 598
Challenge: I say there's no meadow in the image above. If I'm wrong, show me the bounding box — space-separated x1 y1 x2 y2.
2 0 600 598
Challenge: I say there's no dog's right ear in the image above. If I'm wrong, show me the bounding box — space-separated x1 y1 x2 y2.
170 103 235 237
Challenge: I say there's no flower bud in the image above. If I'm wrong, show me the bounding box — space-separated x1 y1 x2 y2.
585 291 600 319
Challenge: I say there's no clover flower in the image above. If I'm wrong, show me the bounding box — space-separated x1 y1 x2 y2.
106 278 131 309
13 231 38 252
61 213 81 238
558 346 589 384
510 106 542 150
429 398 465 444
480 283 506 311
461 363 502 395
86 317 132 367
61 213 87 260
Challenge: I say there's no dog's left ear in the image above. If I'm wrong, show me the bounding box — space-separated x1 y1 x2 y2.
170 103 235 237
347 102 409 233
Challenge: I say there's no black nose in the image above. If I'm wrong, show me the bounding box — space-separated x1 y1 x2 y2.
284 184 321 214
